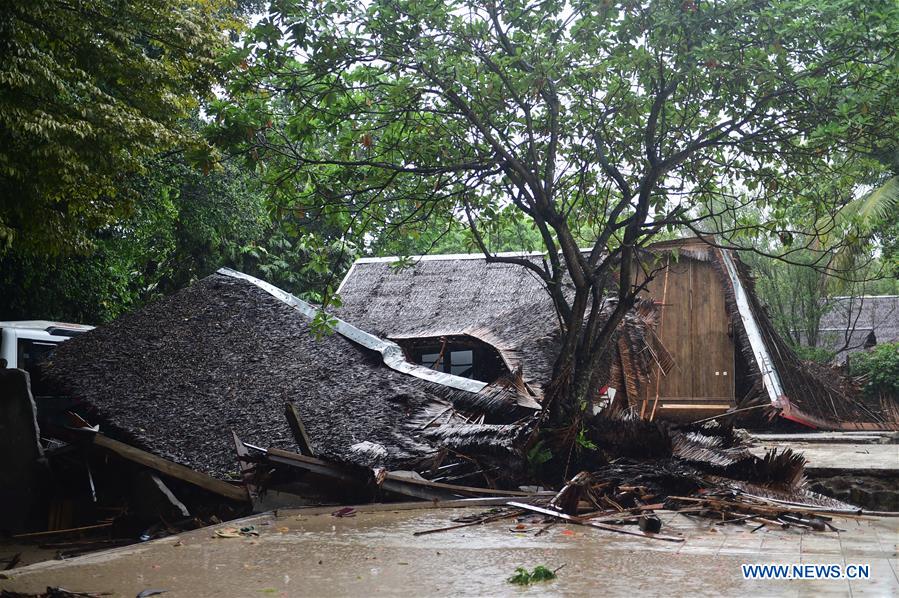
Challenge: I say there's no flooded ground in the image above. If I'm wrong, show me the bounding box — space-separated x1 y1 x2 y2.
2 503 896 597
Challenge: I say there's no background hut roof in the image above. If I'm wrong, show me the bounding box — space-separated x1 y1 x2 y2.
336 254 561 388
42 274 499 478
817 295 899 361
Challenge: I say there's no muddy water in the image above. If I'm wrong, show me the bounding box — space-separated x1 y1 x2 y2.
2 507 896 596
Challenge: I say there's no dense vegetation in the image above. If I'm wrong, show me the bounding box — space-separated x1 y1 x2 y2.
850 342 899 400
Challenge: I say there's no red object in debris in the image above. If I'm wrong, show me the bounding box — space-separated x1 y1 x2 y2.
331 507 357 518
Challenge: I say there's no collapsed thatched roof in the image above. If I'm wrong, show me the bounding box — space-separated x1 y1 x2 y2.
41 273 533 478
717 254 893 429
336 255 561 389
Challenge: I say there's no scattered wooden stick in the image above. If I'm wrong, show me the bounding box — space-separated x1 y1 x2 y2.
534 522 556 537
12 522 113 540
413 510 523 536
667 496 875 520
507 502 684 542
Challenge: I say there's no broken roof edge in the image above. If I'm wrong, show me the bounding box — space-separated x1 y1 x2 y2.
217 268 544 407
716 249 788 411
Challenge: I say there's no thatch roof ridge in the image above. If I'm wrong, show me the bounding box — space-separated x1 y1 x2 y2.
220 268 494 396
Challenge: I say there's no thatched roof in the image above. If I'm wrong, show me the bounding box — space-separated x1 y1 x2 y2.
817 295 899 362
41 273 532 478
336 254 561 389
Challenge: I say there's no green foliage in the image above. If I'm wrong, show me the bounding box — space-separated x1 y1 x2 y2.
218 0 899 256
526 440 553 474
508 565 557 585
575 427 597 451
309 310 338 339
215 0 899 327
793 345 837 365
0 0 234 254
0 148 356 323
850 343 899 399
0 155 269 323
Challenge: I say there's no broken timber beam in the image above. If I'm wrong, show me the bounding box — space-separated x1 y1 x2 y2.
91 433 247 503
284 402 315 456
383 473 536 499
264 447 368 487
259 446 537 502
263 447 455 500
232 431 257 504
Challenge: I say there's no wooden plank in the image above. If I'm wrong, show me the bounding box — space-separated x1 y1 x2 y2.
274 495 550 518
284 402 315 456
382 472 536 498
659 403 732 410
264 448 457 501
658 260 692 400
648 255 671 421
507 501 684 542
265 447 367 486
91 434 247 503
231 431 256 504
264 447 537 501
12 522 112 540
691 261 735 401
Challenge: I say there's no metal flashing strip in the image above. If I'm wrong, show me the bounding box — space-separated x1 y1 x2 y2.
217 268 488 394
351 250 551 264
335 260 357 295
717 250 787 409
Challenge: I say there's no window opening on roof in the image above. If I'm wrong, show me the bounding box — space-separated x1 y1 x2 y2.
417 347 477 378
401 336 507 383
449 349 473 377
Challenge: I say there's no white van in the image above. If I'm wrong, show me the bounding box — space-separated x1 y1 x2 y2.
0 321 94 372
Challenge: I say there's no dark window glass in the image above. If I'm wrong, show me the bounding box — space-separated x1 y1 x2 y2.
449 350 474 377
415 346 480 379
17 339 58 372
450 364 474 377
420 352 442 368
450 350 473 365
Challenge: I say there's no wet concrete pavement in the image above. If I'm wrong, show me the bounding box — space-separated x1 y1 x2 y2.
748 442 899 475
2 504 897 597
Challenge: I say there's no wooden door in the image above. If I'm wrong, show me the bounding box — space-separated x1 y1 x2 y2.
641 257 735 419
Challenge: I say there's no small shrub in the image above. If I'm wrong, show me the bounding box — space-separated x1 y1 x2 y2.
793 344 836 364
850 342 899 398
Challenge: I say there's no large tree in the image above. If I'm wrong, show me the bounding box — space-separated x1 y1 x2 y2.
0 0 235 254
216 0 899 430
